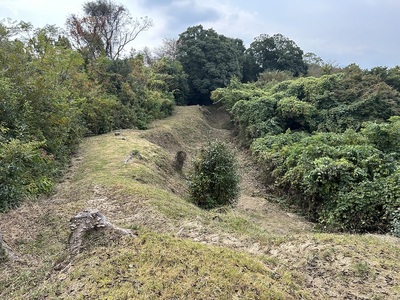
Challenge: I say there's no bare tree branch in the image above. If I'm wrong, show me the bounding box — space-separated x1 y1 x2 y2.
154 38 178 60
66 0 153 60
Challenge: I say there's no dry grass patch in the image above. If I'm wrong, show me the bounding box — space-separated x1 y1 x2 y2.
28 232 311 300
268 233 400 299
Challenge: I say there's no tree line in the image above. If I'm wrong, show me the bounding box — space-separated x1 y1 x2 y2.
0 0 176 210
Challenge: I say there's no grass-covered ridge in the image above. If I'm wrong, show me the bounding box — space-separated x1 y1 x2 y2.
0 106 399 299
32 232 308 299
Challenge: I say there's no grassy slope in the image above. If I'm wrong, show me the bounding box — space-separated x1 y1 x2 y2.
0 106 399 299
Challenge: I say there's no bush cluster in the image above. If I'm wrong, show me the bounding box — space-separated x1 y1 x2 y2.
391 209 400 237
189 140 240 209
213 65 400 233
251 123 400 232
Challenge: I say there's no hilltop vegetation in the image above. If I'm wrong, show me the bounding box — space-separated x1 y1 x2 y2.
1 1 400 217
3 0 399 222
212 66 400 233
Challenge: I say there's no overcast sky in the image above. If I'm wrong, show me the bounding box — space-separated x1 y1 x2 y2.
1 0 399 69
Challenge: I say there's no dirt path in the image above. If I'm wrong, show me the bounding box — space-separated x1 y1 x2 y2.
170 106 312 253
204 105 312 234
170 107 400 299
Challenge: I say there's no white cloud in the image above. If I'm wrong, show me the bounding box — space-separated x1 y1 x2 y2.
0 0 399 68
0 0 83 26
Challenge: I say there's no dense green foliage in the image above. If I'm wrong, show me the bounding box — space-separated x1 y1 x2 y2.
89 55 175 131
212 65 400 233
0 24 85 209
369 66 400 93
213 65 400 138
175 26 308 104
0 20 176 210
252 125 400 232
2 1 398 235
189 140 240 209
150 57 189 106
176 25 245 105
0 139 54 210
245 34 308 81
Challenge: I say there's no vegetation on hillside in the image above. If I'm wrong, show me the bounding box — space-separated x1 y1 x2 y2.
0 1 312 211
212 65 400 233
1 1 400 298
1 106 399 300
0 17 176 210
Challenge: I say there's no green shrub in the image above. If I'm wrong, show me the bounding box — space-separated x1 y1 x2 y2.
78 95 119 135
391 209 400 237
251 129 399 232
0 139 54 211
189 140 240 209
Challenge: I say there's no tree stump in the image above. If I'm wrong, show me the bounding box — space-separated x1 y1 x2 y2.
174 150 187 172
68 209 134 255
0 233 17 262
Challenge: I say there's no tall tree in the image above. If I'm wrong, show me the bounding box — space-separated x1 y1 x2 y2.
246 33 307 79
176 25 245 105
66 0 153 60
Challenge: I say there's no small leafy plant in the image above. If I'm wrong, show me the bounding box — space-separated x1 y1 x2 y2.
188 140 240 209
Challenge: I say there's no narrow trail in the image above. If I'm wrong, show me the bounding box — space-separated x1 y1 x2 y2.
208 105 311 230
171 106 312 253
205 105 311 233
